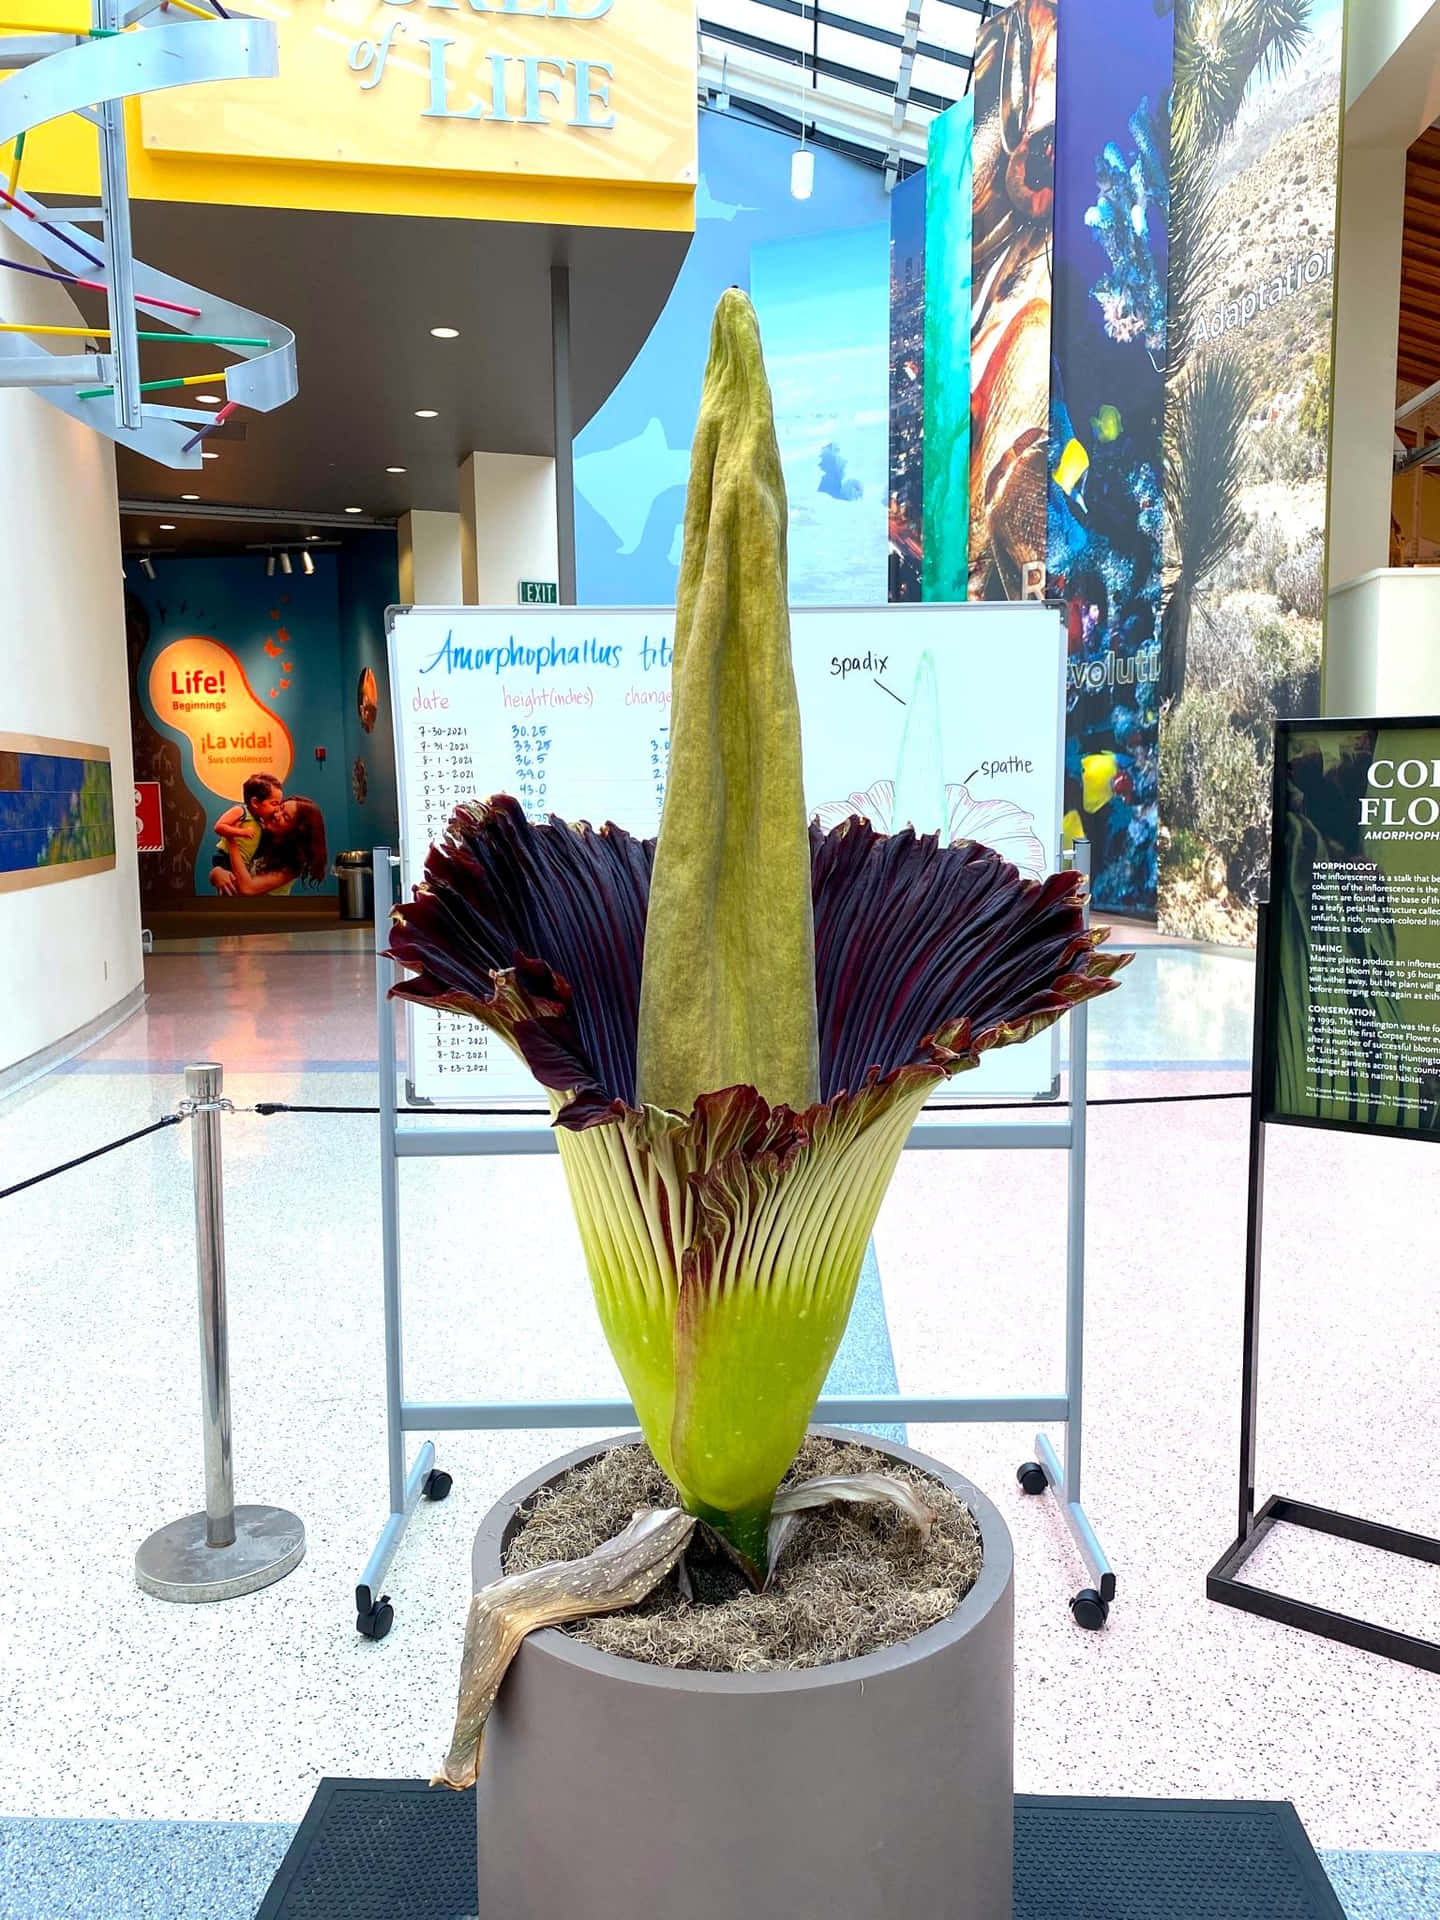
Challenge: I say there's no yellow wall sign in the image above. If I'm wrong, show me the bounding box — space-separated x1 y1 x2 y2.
128 0 696 228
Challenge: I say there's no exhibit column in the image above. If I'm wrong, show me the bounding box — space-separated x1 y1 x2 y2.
1327 143 1406 593
1326 0 1440 708
450 272 584 608
458 453 560 606
398 510 464 606
552 262 577 605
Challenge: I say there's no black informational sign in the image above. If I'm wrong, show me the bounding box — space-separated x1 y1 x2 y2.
1261 716 1440 1140
1207 715 1440 1678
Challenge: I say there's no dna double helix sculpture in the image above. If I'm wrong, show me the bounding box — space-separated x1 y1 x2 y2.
0 0 296 467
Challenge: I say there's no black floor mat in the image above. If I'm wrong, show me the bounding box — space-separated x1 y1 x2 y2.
255 1780 1345 1919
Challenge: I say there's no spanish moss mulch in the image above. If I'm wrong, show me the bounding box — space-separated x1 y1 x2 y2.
502 1435 983 1673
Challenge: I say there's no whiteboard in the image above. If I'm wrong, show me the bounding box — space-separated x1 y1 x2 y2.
387 603 1066 1107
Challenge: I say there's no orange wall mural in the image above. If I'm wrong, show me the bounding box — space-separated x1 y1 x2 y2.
147 636 294 802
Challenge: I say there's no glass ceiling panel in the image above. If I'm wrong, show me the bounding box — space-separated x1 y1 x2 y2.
698 0 990 165
697 0 979 162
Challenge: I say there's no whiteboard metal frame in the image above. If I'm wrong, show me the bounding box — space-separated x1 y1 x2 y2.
357 838 1115 1637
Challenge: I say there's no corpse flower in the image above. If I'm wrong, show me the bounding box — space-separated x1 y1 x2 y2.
390 290 1126 1785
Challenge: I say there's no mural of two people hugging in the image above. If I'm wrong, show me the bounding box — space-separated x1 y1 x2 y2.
209 773 327 897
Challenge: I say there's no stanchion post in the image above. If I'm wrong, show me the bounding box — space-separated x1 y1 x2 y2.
135 1062 306 1604
189 1062 235 1549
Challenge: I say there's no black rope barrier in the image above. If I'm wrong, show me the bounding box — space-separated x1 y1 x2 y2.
252 1089 1251 1119
1 1088 1252 1203
0 1111 184 1203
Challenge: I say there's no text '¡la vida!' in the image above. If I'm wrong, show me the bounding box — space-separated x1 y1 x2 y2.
348 0 618 127
418 631 672 675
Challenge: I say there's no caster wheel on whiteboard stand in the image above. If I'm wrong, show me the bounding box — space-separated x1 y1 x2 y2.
1070 1587 1109 1632
353 1597 391 1643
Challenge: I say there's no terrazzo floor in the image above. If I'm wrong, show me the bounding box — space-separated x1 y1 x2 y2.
2 929 1438 1918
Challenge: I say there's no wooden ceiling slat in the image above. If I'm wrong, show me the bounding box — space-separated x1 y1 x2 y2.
1381 128 1439 382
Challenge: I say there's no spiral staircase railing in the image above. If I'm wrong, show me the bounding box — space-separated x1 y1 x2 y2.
0 0 296 468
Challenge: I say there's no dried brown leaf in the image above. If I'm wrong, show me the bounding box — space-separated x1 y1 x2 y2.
434 1506 696 1790
766 1471 936 1581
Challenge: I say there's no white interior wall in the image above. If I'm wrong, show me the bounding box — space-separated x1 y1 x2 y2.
397 510 463 606
1325 568 1440 715
1345 0 1440 133
0 231 142 1077
1327 145 1408 592
459 452 558 606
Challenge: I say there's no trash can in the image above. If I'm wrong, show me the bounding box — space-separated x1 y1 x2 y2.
335 850 374 922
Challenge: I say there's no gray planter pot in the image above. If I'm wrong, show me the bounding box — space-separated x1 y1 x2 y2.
471 1427 1013 1920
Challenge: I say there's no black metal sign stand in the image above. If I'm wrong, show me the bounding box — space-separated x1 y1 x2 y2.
1207 723 1440 1674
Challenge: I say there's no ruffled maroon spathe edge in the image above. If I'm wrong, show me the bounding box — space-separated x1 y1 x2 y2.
387 797 1127 1136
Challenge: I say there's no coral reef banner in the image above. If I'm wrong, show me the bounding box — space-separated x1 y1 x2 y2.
919 99 973 604
1159 0 1345 941
1047 0 1171 914
968 0 1056 602
888 166 927 601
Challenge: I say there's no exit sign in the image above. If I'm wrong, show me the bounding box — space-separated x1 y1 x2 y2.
518 579 558 605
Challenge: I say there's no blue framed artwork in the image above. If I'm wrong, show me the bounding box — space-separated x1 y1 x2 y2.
0 733 116 892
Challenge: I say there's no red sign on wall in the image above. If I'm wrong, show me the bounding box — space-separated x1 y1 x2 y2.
134 781 163 853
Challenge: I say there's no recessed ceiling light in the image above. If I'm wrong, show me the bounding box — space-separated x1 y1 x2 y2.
201 450 219 460
181 493 199 501
195 394 221 405
306 533 321 542
414 408 438 419
159 522 175 530
386 465 407 474
344 506 364 514
430 327 459 340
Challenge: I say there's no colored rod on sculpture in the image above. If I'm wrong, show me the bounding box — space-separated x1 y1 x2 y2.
134 290 205 318
77 369 227 400
0 181 105 270
7 131 24 196
0 321 268 346
181 398 236 452
0 256 203 318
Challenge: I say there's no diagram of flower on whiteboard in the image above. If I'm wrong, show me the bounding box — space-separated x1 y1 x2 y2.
812 780 1046 876
811 651 1047 878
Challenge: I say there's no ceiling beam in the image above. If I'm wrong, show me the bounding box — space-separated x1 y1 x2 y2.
697 50 929 165
884 0 923 191
120 497 396 528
